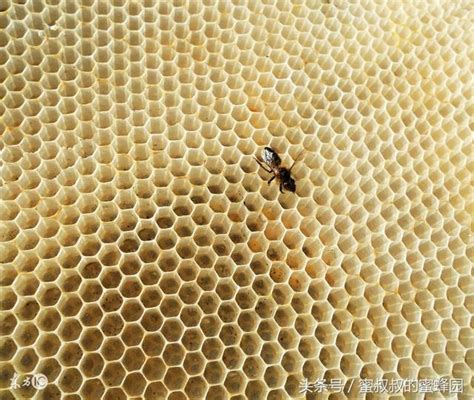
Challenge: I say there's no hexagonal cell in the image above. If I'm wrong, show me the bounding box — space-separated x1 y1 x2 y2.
75 325 102 352
102 361 126 388
180 350 204 376
184 376 208 399
143 381 168 399
0 337 17 361
137 223 158 242
141 333 165 356
79 261 101 280
134 282 160 308
212 236 234 258
118 276 143 298
157 229 178 250
97 289 122 313
97 242 121 265
121 347 146 372
235 309 257 332
59 342 83 368
13 322 39 347
118 254 140 276
57 367 83 393
202 337 224 361
161 342 185 367
118 235 140 254
164 367 187 391
177 326 203 351
139 355 166 382
77 299 102 325
243 356 265 381
196 291 219 314
196 248 218 270
36 308 61 331
79 353 105 378
57 318 81 342
224 370 246 395
79 280 103 303
79 377 105 398
155 249 179 272
111 322 139 348
13 274 40 296
216 279 237 301
120 300 144 323
222 346 246 370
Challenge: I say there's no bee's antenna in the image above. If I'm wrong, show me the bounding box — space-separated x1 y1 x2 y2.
289 149 305 172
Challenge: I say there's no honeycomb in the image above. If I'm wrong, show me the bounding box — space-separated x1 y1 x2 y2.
0 0 472 399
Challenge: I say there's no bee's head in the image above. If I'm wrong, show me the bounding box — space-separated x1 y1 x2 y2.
283 178 296 192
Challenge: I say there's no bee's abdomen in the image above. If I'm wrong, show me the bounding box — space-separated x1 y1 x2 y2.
262 147 281 166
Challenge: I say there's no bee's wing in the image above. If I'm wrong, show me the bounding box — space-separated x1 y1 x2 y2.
262 147 281 167
289 149 305 172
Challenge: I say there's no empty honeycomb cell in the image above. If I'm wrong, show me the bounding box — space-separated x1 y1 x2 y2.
203 360 227 388
59 368 83 393
58 318 82 342
80 353 105 378
79 281 103 303
78 326 103 353
121 301 144 322
202 337 225 361
100 269 122 289
224 370 246 394
121 347 146 373
181 306 202 328
58 341 83 368
138 285 162 309
80 378 105 399
164 367 187 392
100 290 123 313
220 324 242 347
180 327 203 353
163 342 186 367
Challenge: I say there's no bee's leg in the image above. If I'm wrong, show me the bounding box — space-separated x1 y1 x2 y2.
267 176 275 185
279 183 284 193
254 157 272 173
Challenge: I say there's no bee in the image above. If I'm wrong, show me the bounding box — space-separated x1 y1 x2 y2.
255 147 304 193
